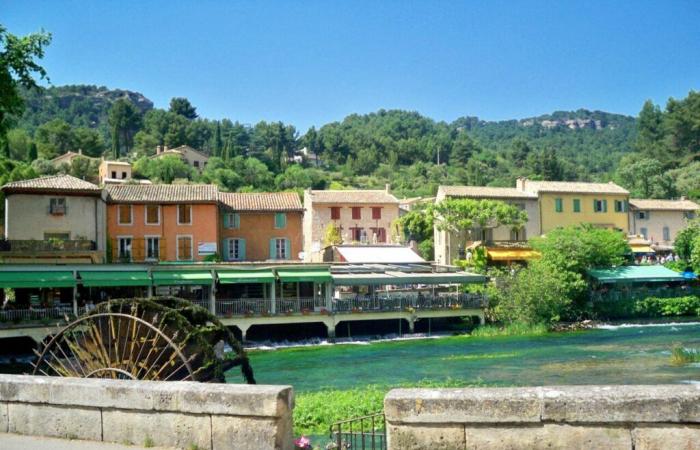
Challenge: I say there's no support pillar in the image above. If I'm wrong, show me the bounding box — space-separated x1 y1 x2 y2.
326 321 336 340
209 270 216 316
240 325 249 342
270 282 276 314
325 282 333 311
408 317 415 333
72 270 78 316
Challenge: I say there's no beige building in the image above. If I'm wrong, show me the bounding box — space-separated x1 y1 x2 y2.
2 175 106 262
303 187 400 262
153 145 209 172
629 198 699 249
49 150 98 169
98 160 133 184
434 186 540 266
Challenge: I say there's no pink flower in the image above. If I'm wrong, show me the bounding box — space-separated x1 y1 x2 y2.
294 436 311 449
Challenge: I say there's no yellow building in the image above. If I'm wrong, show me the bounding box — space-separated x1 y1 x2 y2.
517 179 630 234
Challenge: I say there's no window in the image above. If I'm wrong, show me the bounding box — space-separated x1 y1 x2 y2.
685 211 696 220
330 207 340 220
614 200 627 213
593 199 607 213
224 212 240 229
554 198 563 213
121 172 127 179
663 226 670 241
226 239 246 261
178 204 192 225
118 204 132 225
351 207 361 220
118 237 132 261
145 205 160 225
274 212 287 229
510 228 526 241
371 207 382 220
573 199 581 213
350 227 364 242
111 171 117 178
637 211 649 220
640 227 648 239
270 238 290 260
370 227 386 243
146 237 160 260
177 236 193 260
193 161 200 169
49 198 67 215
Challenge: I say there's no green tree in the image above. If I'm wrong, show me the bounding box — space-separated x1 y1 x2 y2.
397 207 434 242
108 99 141 157
636 100 664 157
663 91 700 163
35 118 75 158
323 223 343 247
133 155 193 183
73 127 104 157
169 97 197 119
674 219 700 261
433 198 528 239
614 155 669 198
0 25 52 144
212 121 222 157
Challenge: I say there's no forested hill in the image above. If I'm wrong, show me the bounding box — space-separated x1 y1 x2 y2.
6 84 698 201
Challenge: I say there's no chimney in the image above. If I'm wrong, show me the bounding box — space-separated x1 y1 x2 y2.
385 183 391 193
164 145 169 152
516 177 527 191
78 149 83 155
156 145 162 155
680 196 687 201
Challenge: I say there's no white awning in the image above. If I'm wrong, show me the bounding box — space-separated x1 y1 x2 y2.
336 246 425 264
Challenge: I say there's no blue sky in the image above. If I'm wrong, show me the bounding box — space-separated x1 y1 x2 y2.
5 1 700 131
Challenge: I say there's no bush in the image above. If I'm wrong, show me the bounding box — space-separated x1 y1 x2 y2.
670 346 700 365
593 295 700 319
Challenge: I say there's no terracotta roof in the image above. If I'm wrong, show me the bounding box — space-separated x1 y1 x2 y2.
307 190 399 204
629 198 699 211
219 192 303 211
439 186 537 199
522 180 628 194
105 184 218 203
153 145 209 160
49 152 98 163
2 175 101 194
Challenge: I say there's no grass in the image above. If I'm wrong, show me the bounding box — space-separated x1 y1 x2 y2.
293 378 487 436
670 346 700 365
469 322 549 338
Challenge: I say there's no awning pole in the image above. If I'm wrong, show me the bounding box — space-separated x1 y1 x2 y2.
209 269 216 316
72 270 78 316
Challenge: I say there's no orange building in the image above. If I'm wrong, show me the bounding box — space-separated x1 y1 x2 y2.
218 192 303 261
105 184 219 262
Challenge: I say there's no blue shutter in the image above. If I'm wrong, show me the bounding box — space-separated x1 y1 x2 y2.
223 239 230 261
274 213 286 229
233 213 240 229
284 239 291 260
269 238 276 259
239 239 246 260
223 213 231 229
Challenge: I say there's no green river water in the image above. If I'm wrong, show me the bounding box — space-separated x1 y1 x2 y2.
227 322 700 392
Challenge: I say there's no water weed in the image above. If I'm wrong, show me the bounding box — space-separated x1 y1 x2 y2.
470 322 549 337
670 346 700 365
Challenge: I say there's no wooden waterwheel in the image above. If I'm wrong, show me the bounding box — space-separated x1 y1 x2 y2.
32 297 255 383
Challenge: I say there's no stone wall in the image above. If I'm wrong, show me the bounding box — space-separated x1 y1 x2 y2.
385 385 700 450
0 374 294 450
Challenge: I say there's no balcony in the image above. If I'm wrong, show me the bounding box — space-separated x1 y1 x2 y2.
108 238 167 263
0 239 96 252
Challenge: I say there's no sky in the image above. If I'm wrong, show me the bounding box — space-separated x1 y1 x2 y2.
4 1 700 131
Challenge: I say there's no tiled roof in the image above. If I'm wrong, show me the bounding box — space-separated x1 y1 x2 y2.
219 192 303 211
153 145 209 159
2 175 101 193
307 190 399 204
522 180 629 194
630 198 699 211
439 186 537 199
105 184 218 203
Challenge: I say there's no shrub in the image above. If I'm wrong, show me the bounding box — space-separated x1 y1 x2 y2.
670 346 700 365
593 295 700 319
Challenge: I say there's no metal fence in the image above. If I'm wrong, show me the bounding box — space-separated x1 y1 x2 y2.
330 412 386 450
0 240 96 252
0 305 89 322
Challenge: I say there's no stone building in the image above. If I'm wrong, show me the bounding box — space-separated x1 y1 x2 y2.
303 187 400 262
152 145 209 172
629 198 699 249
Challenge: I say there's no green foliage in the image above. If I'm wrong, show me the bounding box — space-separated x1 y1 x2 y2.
674 219 700 261
593 295 700 320
530 224 630 274
613 155 676 198
670 346 700 365
108 98 141 157
470 322 549 337
691 235 700 273
133 155 194 184
396 206 434 242
169 97 198 119
434 198 528 235
322 223 342 247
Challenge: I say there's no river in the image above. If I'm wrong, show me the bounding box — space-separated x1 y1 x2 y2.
228 321 700 392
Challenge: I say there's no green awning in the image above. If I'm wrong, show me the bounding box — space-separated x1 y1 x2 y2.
0 271 76 289
217 269 275 284
151 270 213 286
80 271 151 287
588 266 686 284
277 268 332 283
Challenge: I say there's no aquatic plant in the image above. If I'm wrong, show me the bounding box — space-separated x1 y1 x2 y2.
670 346 700 365
470 322 549 337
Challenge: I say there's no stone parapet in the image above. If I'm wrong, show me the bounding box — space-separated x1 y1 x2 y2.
385 385 700 450
0 374 294 450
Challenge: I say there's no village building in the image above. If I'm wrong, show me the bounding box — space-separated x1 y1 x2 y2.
303 186 400 262
434 185 540 266
152 145 209 172
517 178 630 234
1 174 106 263
48 150 98 169
218 192 304 262
628 198 699 250
104 184 219 263
98 160 134 184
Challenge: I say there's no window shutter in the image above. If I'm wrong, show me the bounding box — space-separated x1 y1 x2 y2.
223 214 231 229
234 213 240 229
284 239 291 260
602 200 608 212
269 238 276 259
239 239 246 260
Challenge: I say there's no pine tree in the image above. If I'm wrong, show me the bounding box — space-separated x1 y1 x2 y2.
213 122 222 157
28 142 38 161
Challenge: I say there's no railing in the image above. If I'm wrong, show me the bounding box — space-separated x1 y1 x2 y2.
189 299 211 310
108 238 167 263
591 286 700 303
0 305 89 323
0 240 96 252
330 412 386 450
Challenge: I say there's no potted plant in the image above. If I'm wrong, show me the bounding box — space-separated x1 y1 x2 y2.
301 308 311 316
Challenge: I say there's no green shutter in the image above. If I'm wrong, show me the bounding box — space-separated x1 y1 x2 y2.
284 239 291 260
573 199 580 213
275 213 286 229
593 199 598 212
233 213 240 229
223 213 231 229
555 198 562 213
269 238 276 259
603 199 608 212
239 239 246 260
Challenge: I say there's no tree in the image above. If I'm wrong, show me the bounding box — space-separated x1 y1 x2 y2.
35 118 75 158
636 100 664 157
674 219 700 261
397 207 434 242
133 155 193 184
433 198 528 239
169 97 197 120
510 139 532 168
108 99 141 157
664 91 700 163
323 223 343 247
0 25 52 144
614 155 670 198
212 121 222 157
73 127 104 157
